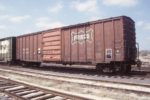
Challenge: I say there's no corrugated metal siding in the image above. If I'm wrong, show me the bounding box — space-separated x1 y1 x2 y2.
16 33 42 62
15 16 136 65
42 29 61 61
94 22 105 62
114 19 124 61
61 16 130 64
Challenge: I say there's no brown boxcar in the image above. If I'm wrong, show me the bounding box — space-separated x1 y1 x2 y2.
16 32 42 66
42 16 137 73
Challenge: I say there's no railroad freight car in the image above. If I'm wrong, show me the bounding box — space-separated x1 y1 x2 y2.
16 32 42 66
42 16 138 73
0 37 16 64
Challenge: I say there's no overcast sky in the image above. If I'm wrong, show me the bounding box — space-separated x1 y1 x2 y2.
0 0 149 50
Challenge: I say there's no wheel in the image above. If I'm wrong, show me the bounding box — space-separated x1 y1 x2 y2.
21 63 26 67
34 63 41 67
21 62 28 67
112 67 117 74
119 64 127 74
96 64 104 74
126 65 131 73
7 61 11 66
119 64 132 74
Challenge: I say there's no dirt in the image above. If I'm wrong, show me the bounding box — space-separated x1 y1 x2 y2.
0 68 150 100
0 92 15 100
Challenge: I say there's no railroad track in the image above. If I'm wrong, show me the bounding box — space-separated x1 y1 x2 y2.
0 67 150 93
0 65 150 85
0 66 150 99
0 77 90 100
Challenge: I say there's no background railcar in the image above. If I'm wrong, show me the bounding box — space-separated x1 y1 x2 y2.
0 37 16 64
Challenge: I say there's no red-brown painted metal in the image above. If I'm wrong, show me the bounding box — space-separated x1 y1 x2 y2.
61 16 136 65
16 16 136 68
42 28 61 62
16 32 42 63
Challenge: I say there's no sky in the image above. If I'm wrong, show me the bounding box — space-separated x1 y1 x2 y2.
0 0 150 50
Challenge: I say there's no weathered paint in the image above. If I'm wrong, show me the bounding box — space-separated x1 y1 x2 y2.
42 29 61 61
61 16 136 64
16 16 136 66
16 33 42 62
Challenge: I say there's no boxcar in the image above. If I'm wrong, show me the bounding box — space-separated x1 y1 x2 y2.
0 37 16 64
42 16 138 73
16 32 42 66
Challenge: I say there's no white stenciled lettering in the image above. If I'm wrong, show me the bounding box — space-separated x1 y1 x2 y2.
71 29 93 44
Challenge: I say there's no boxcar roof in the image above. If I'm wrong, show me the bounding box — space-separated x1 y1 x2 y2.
17 15 134 37
17 28 61 37
62 16 134 29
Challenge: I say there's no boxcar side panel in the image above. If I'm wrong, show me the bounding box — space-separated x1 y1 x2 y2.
63 29 71 62
61 17 127 65
103 21 115 62
16 33 42 63
33 35 37 61
29 35 33 61
62 24 95 64
16 38 19 60
38 34 42 61
86 25 95 63
22 37 25 60
20 37 23 60
78 26 86 62
26 36 30 60
42 29 61 61
95 22 105 63
114 19 124 61
70 28 78 62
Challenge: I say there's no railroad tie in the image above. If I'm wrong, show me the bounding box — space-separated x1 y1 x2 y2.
30 94 54 100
